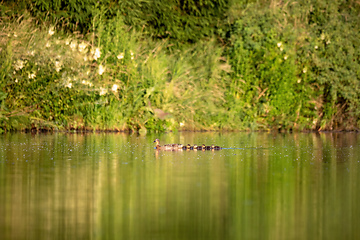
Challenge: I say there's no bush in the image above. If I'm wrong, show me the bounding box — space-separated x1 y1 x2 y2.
225 0 360 130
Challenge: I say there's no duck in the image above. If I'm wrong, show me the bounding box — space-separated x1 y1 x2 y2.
182 144 191 150
205 145 212 150
198 144 207 150
153 139 180 150
176 144 184 150
193 144 198 150
211 144 222 150
200 144 207 151
153 139 161 149
201 144 208 151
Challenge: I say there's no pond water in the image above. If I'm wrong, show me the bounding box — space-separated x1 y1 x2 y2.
0 132 359 240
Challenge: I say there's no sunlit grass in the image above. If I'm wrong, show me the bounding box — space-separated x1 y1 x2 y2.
0 11 234 132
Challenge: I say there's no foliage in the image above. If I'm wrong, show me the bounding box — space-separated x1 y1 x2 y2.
118 0 229 44
226 0 360 130
5 0 229 44
0 0 359 132
0 8 230 132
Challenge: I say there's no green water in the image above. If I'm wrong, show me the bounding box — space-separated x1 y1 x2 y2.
0 132 359 240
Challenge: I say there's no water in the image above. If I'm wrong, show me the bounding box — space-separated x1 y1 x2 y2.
0 132 359 240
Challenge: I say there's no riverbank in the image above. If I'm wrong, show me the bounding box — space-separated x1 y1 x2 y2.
1 1 359 133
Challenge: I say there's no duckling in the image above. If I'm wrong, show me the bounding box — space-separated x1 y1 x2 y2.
211 144 222 150
182 144 191 150
205 145 212 150
201 144 207 151
193 144 198 150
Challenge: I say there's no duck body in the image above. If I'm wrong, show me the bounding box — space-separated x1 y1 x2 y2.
153 139 184 150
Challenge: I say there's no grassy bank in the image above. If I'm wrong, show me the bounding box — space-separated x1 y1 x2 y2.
0 0 359 133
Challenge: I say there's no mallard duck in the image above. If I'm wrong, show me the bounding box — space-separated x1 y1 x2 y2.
211 144 222 150
153 139 161 149
153 139 180 150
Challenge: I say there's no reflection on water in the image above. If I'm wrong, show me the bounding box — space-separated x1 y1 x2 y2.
0 132 359 239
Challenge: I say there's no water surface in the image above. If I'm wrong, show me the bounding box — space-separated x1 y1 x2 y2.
0 132 359 239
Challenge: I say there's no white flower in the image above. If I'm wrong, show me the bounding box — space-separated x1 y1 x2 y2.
14 59 25 70
70 41 77 51
111 84 118 92
180 122 185 127
280 47 283 52
131 56 134 60
91 48 101 60
284 55 288 60
65 38 71 45
55 61 61 72
297 78 301 83
326 40 331 45
66 82 72 88
78 42 88 53
117 53 124 59
98 64 106 75
303 67 307 73
48 27 55 36
45 42 51 48
15 79 18 83
14 32 17 37
277 42 282 48
99 87 107 96
315 45 318 49
130 50 134 56
28 72 36 79
320 33 325 40
81 80 93 87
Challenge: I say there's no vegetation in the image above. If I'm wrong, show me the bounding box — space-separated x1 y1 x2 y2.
0 0 359 133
